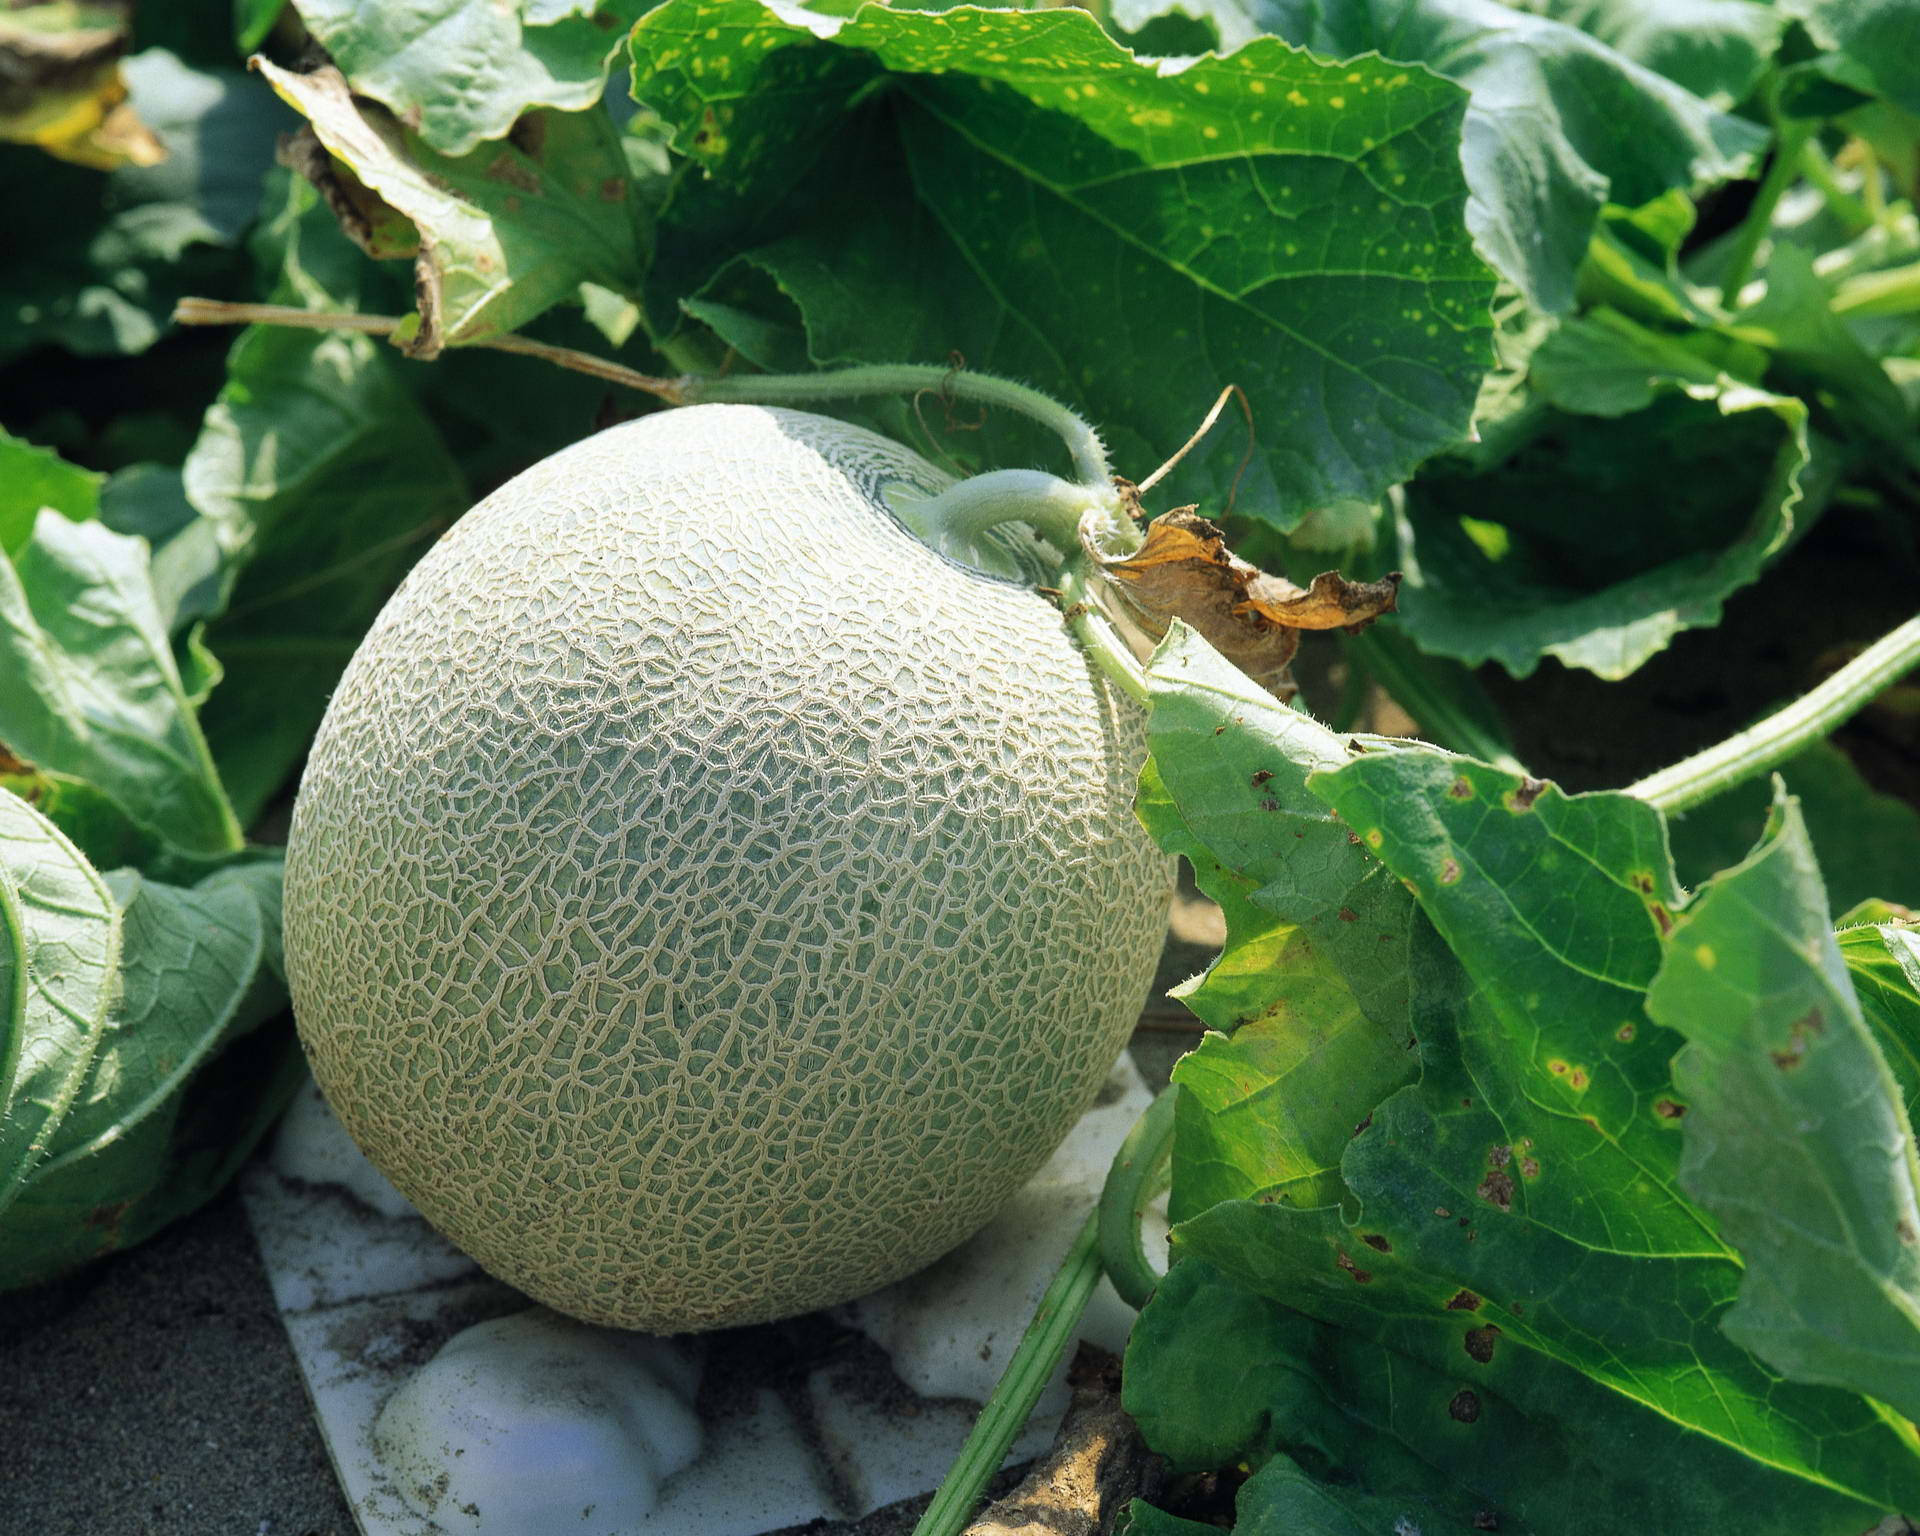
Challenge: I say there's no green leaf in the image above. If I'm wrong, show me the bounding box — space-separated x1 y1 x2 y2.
0 770 157 876
1512 0 1786 107
1576 192 1728 331
1128 1249 1909 1533
630 0 1496 525
97 464 229 637
0 855 297 1290
1844 923 1920 1127
0 511 242 856
1646 792 1920 1423
1137 628 1419 1216
1734 242 1919 470
1173 922 1920 1520
1243 0 1767 313
1668 738 1920 914
0 49 291 361
1257 751 1920 1512
1392 372 1815 678
256 58 645 356
0 791 117 1215
182 323 470 828
0 428 101 556
1786 0 1920 115
294 0 652 157
1528 307 1744 415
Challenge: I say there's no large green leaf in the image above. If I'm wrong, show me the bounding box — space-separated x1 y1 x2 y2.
256 58 644 356
1173 925 1920 1522
1734 243 1919 471
96 464 228 637
0 856 297 1290
1125 1255 1895 1534
1137 628 1418 1217
182 318 470 825
1510 0 1785 106
0 49 290 361
1391 368 1814 678
1254 749 1920 1512
630 0 1496 526
1243 0 1767 314
1304 751 1705 1249
0 791 118 1218
1785 0 1920 115
294 0 653 157
0 428 100 556
0 511 242 856
1647 793 1920 1422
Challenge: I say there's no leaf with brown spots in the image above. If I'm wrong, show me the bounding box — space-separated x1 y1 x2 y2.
1171 915 1920 1521
1648 792 1920 1424
1094 510 1399 700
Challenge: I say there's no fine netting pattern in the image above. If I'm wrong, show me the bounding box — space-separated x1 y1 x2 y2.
283 405 1172 1331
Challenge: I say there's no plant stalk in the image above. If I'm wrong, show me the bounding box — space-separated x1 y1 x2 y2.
689 366 1110 487
1057 563 1150 708
1098 1086 1177 1311
1798 140 1876 236
902 470 1104 555
1629 614 1920 813
1720 110 1818 306
906 1208 1104 1536
172 301 1111 487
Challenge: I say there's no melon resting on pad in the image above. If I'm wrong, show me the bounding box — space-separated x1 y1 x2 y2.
282 405 1172 1332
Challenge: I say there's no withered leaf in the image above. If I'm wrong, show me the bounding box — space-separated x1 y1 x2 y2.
1094 508 1400 700
253 58 641 358
0 2 163 170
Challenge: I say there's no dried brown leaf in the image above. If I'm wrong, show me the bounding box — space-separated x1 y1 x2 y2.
1095 509 1400 700
278 125 421 261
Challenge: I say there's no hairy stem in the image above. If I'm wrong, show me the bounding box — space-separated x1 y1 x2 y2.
1098 1086 1176 1311
1057 564 1150 708
907 1209 1104 1536
1629 615 1920 813
688 366 1110 486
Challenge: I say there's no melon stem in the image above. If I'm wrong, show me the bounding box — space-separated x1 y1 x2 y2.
1058 563 1151 708
899 470 1102 557
684 365 1113 488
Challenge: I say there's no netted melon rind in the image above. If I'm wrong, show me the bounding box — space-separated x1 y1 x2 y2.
283 405 1171 1331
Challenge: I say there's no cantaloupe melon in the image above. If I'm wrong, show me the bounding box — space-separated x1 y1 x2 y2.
282 404 1171 1332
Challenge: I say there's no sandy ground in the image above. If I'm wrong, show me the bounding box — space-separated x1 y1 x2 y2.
2 1185 353 1536
0 1169 1048 1536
